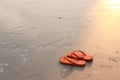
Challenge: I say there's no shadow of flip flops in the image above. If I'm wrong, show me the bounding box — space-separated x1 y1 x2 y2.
86 61 93 67
59 64 85 78
60 65 74 78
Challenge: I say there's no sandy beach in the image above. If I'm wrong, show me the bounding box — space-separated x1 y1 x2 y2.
0 0 120 80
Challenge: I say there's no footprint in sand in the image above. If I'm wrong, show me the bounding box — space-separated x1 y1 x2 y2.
115 51 119 54
100 64 113 68
109 57 120 62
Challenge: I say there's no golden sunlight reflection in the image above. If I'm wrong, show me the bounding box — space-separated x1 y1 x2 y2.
105 0 120 10
106 0 120 4
75 0 120 53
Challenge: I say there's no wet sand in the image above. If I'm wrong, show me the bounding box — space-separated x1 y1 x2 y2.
0 0 120 80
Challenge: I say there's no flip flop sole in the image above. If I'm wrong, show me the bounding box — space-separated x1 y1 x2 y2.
59 56 86 66
83 55 93 61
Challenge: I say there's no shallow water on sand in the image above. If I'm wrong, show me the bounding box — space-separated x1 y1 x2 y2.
0 0 120 80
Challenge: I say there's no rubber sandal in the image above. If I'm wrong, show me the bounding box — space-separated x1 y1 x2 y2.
59 56 86 66
66 50 93 61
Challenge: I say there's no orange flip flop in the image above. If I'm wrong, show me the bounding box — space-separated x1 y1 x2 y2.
66 50 93 61
59 56 86 66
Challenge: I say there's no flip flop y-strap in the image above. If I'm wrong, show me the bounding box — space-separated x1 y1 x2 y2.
69 50 85 59
74 50 93 61
64 57 77 64
73 50 86 56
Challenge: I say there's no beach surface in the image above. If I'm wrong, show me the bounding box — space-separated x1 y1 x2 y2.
0 0 120 80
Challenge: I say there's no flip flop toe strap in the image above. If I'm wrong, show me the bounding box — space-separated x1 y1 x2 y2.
64 57 77 64
73 50 86 56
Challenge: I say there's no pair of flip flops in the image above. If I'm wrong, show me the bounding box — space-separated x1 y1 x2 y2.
59 50 93 66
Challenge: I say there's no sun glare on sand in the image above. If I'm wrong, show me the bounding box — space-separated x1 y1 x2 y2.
105 0 120 9
106 0 120 4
